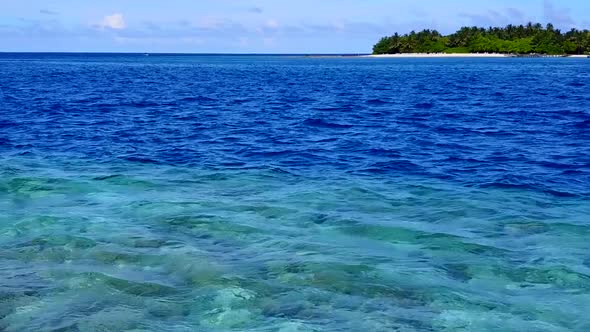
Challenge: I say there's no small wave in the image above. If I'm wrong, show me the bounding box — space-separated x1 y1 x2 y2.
537 161 577 170
15 144 34 149
366 99 389 105
301 118 353 129
72 96 103 104
415 102 434 109
2 94 18 101
91 120 118 126
0 120 18 129
561 169 587 176
568 82 585 87
435 142 477 151
312 137 339 143
283 96 316 103
230 98 252 104
179 96 217 103
441 156 484 163
219 161 246 167
365 148 402 158
362 160 423 173
337 92 361 97
434 127 466 134
240 149 296 158
94 174 123 181
122 101 159 108
268 166 295 175
479 182 579 198
367 110 393 117
312 106 354 112
123 156 159 164
495 110 530 117
478 130 516 137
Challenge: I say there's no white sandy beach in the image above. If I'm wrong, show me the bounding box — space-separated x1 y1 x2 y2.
367 53 507 58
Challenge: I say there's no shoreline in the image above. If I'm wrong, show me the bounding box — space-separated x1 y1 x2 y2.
366 53 589 58
367 53 507 58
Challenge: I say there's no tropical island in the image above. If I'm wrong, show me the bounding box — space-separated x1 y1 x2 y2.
373 23 590 56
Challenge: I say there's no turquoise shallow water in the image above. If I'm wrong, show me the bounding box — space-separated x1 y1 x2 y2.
1 54 590 331
1 158 589 331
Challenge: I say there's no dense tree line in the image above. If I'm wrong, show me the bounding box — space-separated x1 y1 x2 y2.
373 23 590 55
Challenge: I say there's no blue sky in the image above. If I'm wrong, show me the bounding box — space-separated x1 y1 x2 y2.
1 0 589 53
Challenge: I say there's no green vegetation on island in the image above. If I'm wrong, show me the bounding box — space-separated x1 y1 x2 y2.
373 23 590 55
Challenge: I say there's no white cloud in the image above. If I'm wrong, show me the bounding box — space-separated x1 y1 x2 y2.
40 9 58 15
99 13 126 30
114 36 204 45
265 19 279 29
332 21 346 32
543 0 574 27
458 8 531 28
197 17 226 30
247 7 263 14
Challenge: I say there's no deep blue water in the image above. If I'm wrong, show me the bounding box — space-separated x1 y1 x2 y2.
1 54 590 331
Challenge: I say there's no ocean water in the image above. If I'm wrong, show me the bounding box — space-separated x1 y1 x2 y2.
0 53 589 331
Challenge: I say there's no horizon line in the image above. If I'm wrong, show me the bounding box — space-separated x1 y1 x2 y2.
0 52 371 55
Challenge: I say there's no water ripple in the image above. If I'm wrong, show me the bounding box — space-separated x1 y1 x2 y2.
1 54 590 331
